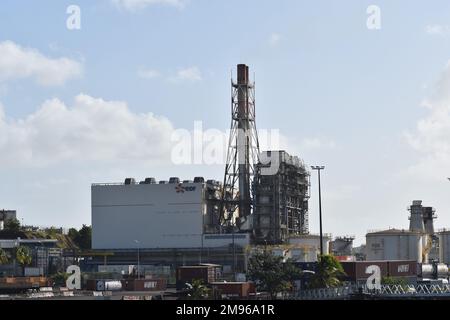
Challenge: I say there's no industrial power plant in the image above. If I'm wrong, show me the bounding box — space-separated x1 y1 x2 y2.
2 64 450 300
88 65 450 290
90 64 315 274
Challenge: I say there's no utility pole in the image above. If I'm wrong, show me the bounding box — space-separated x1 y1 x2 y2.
311 166 325 256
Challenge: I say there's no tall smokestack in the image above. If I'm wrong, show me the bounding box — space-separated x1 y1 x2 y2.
221 64 260 230
237 64 251 219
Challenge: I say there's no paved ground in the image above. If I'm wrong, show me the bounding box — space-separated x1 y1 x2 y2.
1 290 177 300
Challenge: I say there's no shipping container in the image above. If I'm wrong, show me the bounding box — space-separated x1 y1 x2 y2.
24 267 43 277
341 261 388 281
211 282 256 299
176 265 220 290
0 277 50 291
121 279 167 292
387 261 417 278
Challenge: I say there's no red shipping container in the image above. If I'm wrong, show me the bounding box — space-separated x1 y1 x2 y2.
387 261 417 278
341 261 388 281
121 279 167 292
211 282 256 298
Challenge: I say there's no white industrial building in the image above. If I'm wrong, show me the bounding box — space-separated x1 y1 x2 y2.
92 179 250 250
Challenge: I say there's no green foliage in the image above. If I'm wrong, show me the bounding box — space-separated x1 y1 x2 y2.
382 276 407 286
51 272 69 287
0 248 9 265
247 250 302 299
16 246 32 267
4 218 21 232
68 225 92 251
68 228 80 241
47 227 59 239
186 279 211 300
309 255 345 289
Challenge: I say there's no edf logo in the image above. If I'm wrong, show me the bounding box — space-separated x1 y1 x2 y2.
175 184 196 193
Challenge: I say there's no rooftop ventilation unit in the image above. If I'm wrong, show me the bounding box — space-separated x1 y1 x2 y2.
194 177 205 183
169 177 180 184
124 178 136 185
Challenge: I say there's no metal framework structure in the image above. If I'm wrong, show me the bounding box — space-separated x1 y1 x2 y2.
221 64 260 230
253 151 310 244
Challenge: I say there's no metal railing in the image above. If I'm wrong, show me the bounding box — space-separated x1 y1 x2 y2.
294 285 358 300
295 284 450 300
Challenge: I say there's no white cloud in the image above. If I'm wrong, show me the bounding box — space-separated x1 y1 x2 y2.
169 66 202 82
0 41 82 86
137 67 161 79
268 33 282 47
405 61 450 180
0 94 175 167
299 137 337 150
112 0 186 11
425 24 450 36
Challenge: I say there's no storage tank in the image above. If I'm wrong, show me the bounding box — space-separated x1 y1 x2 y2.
436 264 449 279
288 234 331 262
366 229 423 263
439 230 450 265
331 236 354 256
419 264 434 279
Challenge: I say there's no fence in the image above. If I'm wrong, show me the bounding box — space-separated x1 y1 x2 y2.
295 284 450 300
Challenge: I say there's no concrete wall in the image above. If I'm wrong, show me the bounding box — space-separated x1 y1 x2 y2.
92 183 205 249
366 233 423 263
202 234 250 248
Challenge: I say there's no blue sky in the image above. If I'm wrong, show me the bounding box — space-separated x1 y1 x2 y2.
1 0 450 244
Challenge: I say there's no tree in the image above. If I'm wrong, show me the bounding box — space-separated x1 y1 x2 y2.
68 225 92 251
51 272 69 287
0 248 9 265
186 279 211 300
309 255 345 289
16 246 32 270
77 225 92 250
68 228 80 241
4 218 21 232
247 250 302 299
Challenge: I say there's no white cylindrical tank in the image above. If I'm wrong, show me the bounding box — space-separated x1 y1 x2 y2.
439 231 450 265
436 264 449 279
420 264 434 279
366 229 423 263
104 281 123 291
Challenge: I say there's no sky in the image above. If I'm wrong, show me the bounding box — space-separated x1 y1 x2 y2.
1 0 450 245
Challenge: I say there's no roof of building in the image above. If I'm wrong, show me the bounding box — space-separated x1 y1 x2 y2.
366 228 421 236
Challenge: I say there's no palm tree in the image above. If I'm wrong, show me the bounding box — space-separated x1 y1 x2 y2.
0 248 9 265
16 246 32 275
186 279 211 300
309 255 345 289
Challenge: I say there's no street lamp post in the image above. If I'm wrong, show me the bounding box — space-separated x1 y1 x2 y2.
311 166 325 257
134 240 140 280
